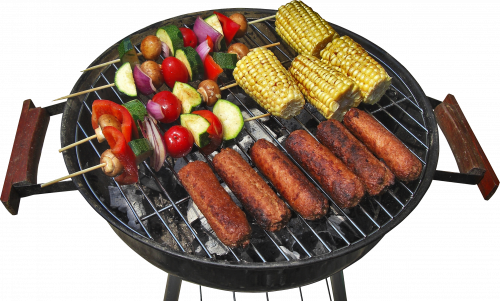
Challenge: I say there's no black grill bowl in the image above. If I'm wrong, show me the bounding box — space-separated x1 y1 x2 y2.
60 8 437 292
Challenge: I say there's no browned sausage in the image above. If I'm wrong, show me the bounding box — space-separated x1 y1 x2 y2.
343 108 422 182
249 139 329 220
317 120 395 196
213 148 291 231
178 161 251 248
284 130 365 208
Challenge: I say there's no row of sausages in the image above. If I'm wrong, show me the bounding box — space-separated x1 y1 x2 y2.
178 108 423 248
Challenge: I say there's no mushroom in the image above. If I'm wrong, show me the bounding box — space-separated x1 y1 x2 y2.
140 35 162 61
100 149 124 177
95 114 121 143
229 13 248 38
227 43 250 61
141 60 164 88
197 80 222 107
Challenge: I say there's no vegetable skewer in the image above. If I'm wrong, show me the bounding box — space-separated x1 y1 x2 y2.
53 42 280 102
80 16 276 72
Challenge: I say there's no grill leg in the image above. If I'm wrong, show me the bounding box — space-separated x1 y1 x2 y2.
330 270 347 301
164 274 182 301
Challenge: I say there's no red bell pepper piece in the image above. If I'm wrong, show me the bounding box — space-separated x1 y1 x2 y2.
206 35 214 53
204 55 223 81
91 99 139 143
102 126 138 185
214 12 240 45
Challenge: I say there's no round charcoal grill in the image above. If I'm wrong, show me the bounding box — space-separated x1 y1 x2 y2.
1 7 497 300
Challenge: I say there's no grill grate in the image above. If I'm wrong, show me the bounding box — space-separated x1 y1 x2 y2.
71 15 430 264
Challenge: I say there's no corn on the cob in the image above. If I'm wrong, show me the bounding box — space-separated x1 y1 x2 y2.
275 0 339 58
289 55 362 120
233 47 305 119
320 36 392 105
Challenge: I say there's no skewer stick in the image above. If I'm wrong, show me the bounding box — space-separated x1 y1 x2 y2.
244 113 271 122
81 53 143 72
80 14 277 73
59 134 97 152
52 83 115 102
40 163 106 188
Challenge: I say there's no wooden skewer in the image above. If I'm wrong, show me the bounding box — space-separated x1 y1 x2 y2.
244 113 271 121
59 134 97 152
53 42 280 102
80 13 278 73
40 163 106 188
52 83 115 102
81 53 143 72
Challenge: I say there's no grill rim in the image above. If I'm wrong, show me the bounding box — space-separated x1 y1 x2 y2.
60 7 439 290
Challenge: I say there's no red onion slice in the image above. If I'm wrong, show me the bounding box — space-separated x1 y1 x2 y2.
138 116 167 171
133 65 156 95
146 100 165 120
193 16 224 52
195 39 211 62
161 42 170 58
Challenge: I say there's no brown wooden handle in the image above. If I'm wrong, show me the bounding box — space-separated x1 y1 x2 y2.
434 94 498 200
1 99 50 214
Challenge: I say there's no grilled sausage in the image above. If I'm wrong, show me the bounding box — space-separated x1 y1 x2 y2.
343 108 422 182
317 120 395 196
249 139 329 220
178 161 251 248
213 148 291 231
284 130 365 208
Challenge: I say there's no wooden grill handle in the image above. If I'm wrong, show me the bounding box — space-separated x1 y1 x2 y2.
1 99 50 214
434 94 498 200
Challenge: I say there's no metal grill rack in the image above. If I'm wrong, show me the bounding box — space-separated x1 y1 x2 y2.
68 13 432 297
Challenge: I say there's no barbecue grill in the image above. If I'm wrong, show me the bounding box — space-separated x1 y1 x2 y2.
0 2 500 300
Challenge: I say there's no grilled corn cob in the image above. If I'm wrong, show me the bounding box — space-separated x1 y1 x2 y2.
275 0 339 58
320 36 392 105
289 55 362 120
233 47 305 119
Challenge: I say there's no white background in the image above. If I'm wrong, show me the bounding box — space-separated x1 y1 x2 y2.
1 0 499 300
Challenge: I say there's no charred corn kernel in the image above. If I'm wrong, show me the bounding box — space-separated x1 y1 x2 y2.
275 0 339 57
320 36 392 105
289 55 362 120
233 47 304 119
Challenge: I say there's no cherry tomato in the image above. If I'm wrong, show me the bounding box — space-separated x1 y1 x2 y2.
164 125 194 158
152 91 182 123
192 110 223 155
161 57 189 89
179 28 198 48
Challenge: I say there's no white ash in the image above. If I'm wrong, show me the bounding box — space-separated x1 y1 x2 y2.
109 185 148 233
279 246 300 260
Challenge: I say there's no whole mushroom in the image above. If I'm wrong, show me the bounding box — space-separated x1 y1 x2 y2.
229 13 248 38
197 80 221 107
100 149 124 177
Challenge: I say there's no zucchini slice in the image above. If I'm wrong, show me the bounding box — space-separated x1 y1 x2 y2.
129 138 153 164
212 52 238 69
175 47 204 81
204 14 227 51
115 62 137 97
180 114 210 148
172 82 202 114
117 37 140 68
156 25 184 55
122 99 147 124
213 99 244 140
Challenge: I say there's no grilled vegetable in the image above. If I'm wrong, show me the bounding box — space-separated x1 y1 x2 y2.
172 82 202 114
229 13 248 38
179 113 210 148
115 62 137 97
91 100 139 143
227 43 249 60
320 35 392 105
175 47 204 81
140 35 162 61
140 61 163 88
118 37 140 69
203 15 227 51
214 12 240 45
233 47 304 119
289 55 362 120
212 99 244 140
197 80 221 106
212 52 238 69
128 138 153 164
102 126 138 185
156 25 184 56
275 0 338 57
122 99 148 128
100 149 124 177
204 55 223 81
